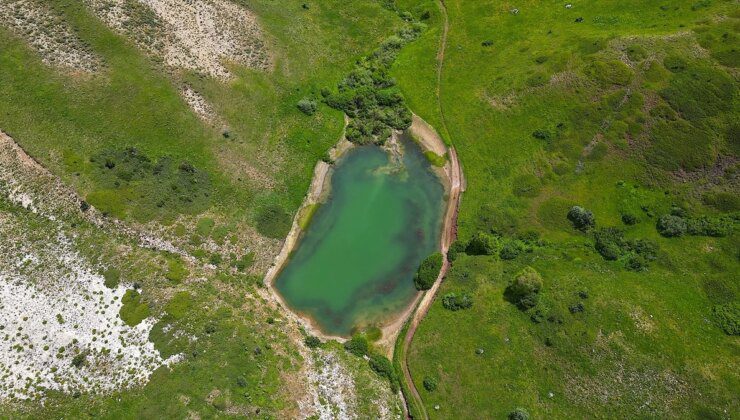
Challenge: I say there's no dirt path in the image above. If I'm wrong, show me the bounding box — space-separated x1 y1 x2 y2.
398 1 455 418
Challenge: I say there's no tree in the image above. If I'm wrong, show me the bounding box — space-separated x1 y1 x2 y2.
414 252 443 290
344 335 369 356
505 267 542 310
466 232 499 255
508 408 530 420
567 206 595 231
297 98 317 115
656 214 687 237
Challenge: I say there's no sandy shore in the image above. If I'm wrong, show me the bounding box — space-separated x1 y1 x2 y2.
263 114 463 352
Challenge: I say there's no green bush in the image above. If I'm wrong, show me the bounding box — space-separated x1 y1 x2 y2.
344 335 369 356
621 213 638 225
447 240 466 262
505 267 543 311
297 98 317 115
508 408 530 420
712 302 740 335
368 353 399 392
119 289 150 326
686 216 734 237
500 240 525 260
304 335 322 348
466 232 500 255
567 206 595 231
441 293 473 311
414 252 443 290
423 376 438 391
656 214 687 237
71 353 86 368
256 205 292 239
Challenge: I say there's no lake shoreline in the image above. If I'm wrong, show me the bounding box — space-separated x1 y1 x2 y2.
263 114 459 353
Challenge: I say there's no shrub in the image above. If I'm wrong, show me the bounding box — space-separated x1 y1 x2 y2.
505 267 542 310
569 302 585 314
532 129 553 143
414 252 443 290
447 240 466 261
508 408 530 420
686 216 734 237
702 191 740 212
712 302 740 336
656 214 687 237
344 335 369 356
593 227 626 261
368 353 399 392
304 335 322 348
466 232 499 255
621 213 638 225
423 376 438 391
119 289 150 326
499 241 523 260
441 293 473 311
71 353 86 368
297 98 317 115
567 206 595 231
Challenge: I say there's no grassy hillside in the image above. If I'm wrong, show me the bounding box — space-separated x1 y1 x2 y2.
393 0 740 417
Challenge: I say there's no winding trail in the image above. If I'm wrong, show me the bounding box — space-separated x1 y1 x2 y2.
399 1 456 417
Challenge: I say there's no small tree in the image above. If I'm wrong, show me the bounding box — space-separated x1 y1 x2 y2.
423 376 438 391
344 335 369 357
656 214 687 237
297 98 317 115
466 232 499 255
505 267 542 310
568 206 595 231
508 408 530 420
414 252 443 290
304 335 321 348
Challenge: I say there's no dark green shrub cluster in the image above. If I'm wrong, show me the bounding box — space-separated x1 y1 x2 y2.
87 147 211 221
465 232 500 255
441 292 473 311
304 335 322 348
447 240 466 262
368 353 399 392
344 335 369 356
423 376 438 391
102 268 120 288
297 98 317 115
712 302 740 336
504 267 542 310
414 252 443 290
119 289 150 326
567 206 595 231
508 408 530 420
323 24 424 144
657 214 734 237
592 227 658 270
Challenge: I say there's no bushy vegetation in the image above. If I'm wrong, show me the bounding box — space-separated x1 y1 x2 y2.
119 289 150 326
165 257 189 283
441 292 473 311
657 214 735 238
422 376 438 392
164 291 192 320
508 408 530 420
296 98 317 115
304 335 322 348
324 24 425 144
711 302 740 336
87 148 212 222
368 353 399 392
414 252 443 290
592 228 658 270
343 335 369 357
504 267 542 311
567 206 595 231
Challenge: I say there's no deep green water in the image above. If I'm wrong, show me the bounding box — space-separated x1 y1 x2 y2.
274 136 445 336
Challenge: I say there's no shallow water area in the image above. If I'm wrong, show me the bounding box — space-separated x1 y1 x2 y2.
274 135 445 336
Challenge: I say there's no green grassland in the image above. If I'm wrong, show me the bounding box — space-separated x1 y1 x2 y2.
392 0 740 418
0 0 411 417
